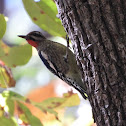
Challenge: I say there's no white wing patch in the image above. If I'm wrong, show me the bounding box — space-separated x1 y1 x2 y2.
40 51 57 72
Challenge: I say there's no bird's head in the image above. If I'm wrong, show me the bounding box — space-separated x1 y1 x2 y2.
18 31 46 48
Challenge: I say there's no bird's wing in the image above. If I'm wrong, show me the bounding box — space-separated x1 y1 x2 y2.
38 50 58 76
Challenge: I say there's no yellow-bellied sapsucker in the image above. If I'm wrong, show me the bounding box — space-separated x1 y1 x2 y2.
18 31 87 99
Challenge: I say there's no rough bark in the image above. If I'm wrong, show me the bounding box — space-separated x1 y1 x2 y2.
54 0 126 126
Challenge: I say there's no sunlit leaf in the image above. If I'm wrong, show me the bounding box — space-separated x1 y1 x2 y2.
33 91 80 119
1 92 15 116
0 109 4 117
1 90 80 123
2 90 27 102
0 14 6 39
22 0 65 37
0 117 18 126
0 62 16 88
17 102 43 126
5 100 14 116
58 91 80 108
0 91 39 125
36 91 80 109
1 91 26 117
0 41 32 67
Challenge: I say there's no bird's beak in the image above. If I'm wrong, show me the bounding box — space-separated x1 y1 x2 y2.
18 35 26 39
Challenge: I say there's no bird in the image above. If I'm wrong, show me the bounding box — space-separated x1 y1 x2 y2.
18 31 87 99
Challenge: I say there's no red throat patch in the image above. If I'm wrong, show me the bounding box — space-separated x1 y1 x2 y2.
27 40 38 48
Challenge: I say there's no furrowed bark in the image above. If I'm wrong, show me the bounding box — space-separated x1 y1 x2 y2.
54 0 126 125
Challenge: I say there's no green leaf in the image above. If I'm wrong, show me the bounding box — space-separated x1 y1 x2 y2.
0 41 32 67
0 64 16 88
2 90 27 102
17 102 43 126
58 92 80 108
36 92 80 109
5 99 14 116
1 91 80 122
1 91 26 116
22 0 66 37
0 14 6 39
0 117 18 126
33 92 80 119
1 91 15 116
1 91 42 125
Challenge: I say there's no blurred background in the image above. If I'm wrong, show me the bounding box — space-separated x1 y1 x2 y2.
0 0 94 125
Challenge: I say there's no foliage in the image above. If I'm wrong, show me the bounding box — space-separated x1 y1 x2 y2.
0 14 6 39
0 62 16 88
22 0 66 37
0 41 32 67
0 0 80 125
0 90 80 126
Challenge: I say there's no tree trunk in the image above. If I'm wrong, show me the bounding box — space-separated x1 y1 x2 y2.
54 0 126 126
